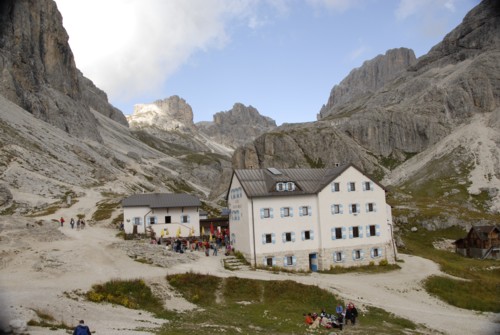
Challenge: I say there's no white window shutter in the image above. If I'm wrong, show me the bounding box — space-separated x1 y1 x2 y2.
271 233 276 244
290 208 293 217
331 205 335 215
362 182 366 191
356 203 360 213
283 257 287 266
370 181 374 191
262 234 266 244
187 215 190 223
308 206 312 216
370 248 374 258
291 232 296 242
340 204 343 214
361 250 365 259
310 230 314 240
366 225 371 237
272 257 276 266
282 233 286 243
301 231 305 241
376 224 381 236
263 257 267 265
260 209 264 219
359 226 363 238
331 228 336 240
270 208 274 218
280 208 284 218
352 250 356 260
365 203 369 213
292 256 297 265
341 252 346 262
299 207 303 216
374 203 377 212
349 204 353 214
342 227 347 239
347 182 352 192
349 226 353 239
379 248 383 257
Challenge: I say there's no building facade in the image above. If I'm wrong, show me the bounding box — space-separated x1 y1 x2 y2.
122 193 201 238
227 164 397 271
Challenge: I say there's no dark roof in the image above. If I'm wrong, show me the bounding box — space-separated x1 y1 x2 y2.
233 164 374 198
470 225 500 240
122 193 201 208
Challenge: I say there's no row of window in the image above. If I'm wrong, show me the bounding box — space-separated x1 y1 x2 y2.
263 247 384 267
257 203 377 219
331 202 377 215
262 224 381 244
332 181 375 192
260 206 312 219
132 215 191 225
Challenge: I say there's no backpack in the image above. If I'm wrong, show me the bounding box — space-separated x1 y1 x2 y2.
74 325 89 335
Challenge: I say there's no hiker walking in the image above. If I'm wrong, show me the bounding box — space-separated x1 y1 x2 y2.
70 218 75 229
60 217 65 227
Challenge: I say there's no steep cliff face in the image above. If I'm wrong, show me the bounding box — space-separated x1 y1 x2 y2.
319 48 417 119
0 0 127 141
197 103 277 149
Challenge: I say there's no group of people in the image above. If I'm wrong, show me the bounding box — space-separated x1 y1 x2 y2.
304 302 358 330
152 236 233 257
62 217 86 230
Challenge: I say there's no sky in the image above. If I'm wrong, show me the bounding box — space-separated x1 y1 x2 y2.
54 0 480 125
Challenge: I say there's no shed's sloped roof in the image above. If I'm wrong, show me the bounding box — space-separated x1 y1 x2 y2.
122 193 201 208
234 164 350 197
471 225 500 240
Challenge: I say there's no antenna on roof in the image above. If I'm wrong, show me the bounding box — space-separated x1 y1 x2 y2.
267 167 282 175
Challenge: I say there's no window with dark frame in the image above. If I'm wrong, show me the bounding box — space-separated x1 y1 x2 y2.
355 250 361 259
285 232 292 242
263 208 270 218
181 215 188 223
333 204 341 214
165 216 171 224
373 248 379 257
349 182 356 191
266 257 273 266
353 226 359 238
265 234 272 244
335 227 342 239
351 204 358 214
302 206 309 216
369 225 376 236
365 181 372 190
335 252 342 262
304 230 311 240
149 217 155 225
332 182 340 192
286 256 293 266
368 203 374 212
283 207 290 217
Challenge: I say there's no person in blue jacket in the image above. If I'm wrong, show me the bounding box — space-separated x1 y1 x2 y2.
73 320 91 335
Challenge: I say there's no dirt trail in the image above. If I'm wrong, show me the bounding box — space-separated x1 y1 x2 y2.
0 220 498 335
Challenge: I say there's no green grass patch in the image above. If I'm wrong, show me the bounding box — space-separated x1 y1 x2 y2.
400 226 500 312
92 200 121 221
321 261 401 274
28 309 73 331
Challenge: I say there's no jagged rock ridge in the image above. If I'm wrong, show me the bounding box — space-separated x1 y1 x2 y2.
196 103 277 148
319 48 417 119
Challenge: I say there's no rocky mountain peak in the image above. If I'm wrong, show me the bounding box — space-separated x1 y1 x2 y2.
318 48 416 119
197 103 277 148
128 96 195 132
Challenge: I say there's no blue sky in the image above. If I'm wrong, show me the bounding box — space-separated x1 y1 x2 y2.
54 0 480 125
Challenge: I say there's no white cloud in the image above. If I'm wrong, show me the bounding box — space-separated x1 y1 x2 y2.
395 0 458 20
55 0 257 103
